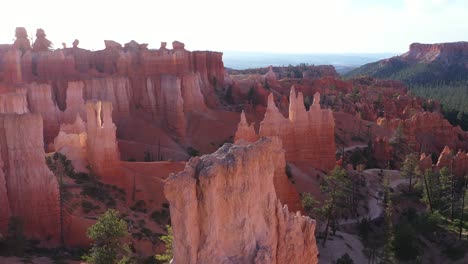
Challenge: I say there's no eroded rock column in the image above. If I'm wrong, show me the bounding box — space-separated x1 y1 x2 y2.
165 137 318 264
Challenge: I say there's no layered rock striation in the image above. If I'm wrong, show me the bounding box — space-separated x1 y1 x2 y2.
86 101 122 180
0 113 60 241
235 88 336 172
165 137 318 264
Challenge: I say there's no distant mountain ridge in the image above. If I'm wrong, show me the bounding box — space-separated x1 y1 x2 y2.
346 41 468 85
222 51 397 74
346 41 468 131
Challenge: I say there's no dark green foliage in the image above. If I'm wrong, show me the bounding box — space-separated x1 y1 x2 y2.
335 253 354 264
130 200 147 213
83 209 131 264
82 200 100 214
443 242 467 260
155 225 173 264
47 153 125 207
151 209 170 225
346 54 468 130
0 217 28 256
321 166 351 246
393 222 419 260
186 147 200 157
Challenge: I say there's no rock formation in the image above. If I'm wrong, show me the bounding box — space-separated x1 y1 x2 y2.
0 113 60 241
54 115 89 173
32 28 52 52
404 42 468 63
12 27 31 52
26 82 62 143
235 88 336 172
0 89 29 114
378 112 468 153
421 146 468 178
165 137 318 264
86 101 122 180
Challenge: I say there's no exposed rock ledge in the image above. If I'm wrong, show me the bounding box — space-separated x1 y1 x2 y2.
165 137 318 264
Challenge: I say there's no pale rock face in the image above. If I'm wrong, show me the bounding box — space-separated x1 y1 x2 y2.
83 77 132 118
86 101 121 180
0 89 29 114
146 75 186 138
264 66 277 83
3 49 22 84
234 111 257 142
236 88 336 172
54 115 89 173
0 151 10 235
165 137 318 264
181 72 207 112
26 83 61 143
0 114 60 241
63 81 86 123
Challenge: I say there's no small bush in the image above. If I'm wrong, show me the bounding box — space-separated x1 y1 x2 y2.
81 200 99 214
186 147 200 157
151 209 170 225
130 200 147 213
336 253 354 264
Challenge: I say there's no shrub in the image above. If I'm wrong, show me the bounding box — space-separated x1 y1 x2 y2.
336 253 354 264
155 225 173 264
151 209 169 225
81 200 99 214
394 222 419 261
186 147 200 157
130 200 147 213
83 209 131 264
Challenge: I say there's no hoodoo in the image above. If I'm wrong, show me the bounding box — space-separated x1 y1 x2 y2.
235 88 336 172
165 138 318 264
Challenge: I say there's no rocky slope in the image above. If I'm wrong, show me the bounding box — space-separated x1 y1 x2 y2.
346 41 468 85
165 137 318 264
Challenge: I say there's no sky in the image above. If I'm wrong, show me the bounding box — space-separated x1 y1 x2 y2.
0 0 467 54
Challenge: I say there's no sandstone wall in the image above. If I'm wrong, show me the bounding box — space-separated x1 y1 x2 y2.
165 138 318 264
86 101 121 180
235 88 336 172
0 113 60 241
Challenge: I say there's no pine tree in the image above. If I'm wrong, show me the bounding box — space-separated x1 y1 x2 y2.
401 153 420 192
321 166 351 246
83 209 132 264
155 225 173 263
380 178 396 264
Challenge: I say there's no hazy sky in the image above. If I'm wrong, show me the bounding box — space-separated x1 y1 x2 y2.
1 0 467 53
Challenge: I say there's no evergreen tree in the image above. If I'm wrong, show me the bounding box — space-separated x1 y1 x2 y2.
155 225 173 263
401 153 420 192
380 178 396 264
83 209 132 264
321 166 351 246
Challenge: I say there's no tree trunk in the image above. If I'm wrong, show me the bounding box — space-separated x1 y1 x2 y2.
422 172 434 213
322 200 335 247
409 174 412 193
460 175 466 240
451 174 455 221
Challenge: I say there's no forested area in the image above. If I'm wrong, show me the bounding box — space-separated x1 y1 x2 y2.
410 80 468 130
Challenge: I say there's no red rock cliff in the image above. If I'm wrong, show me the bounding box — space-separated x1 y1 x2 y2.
235 88 336 172
86 101 122 180
0 113 60 241
165 137 318 264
